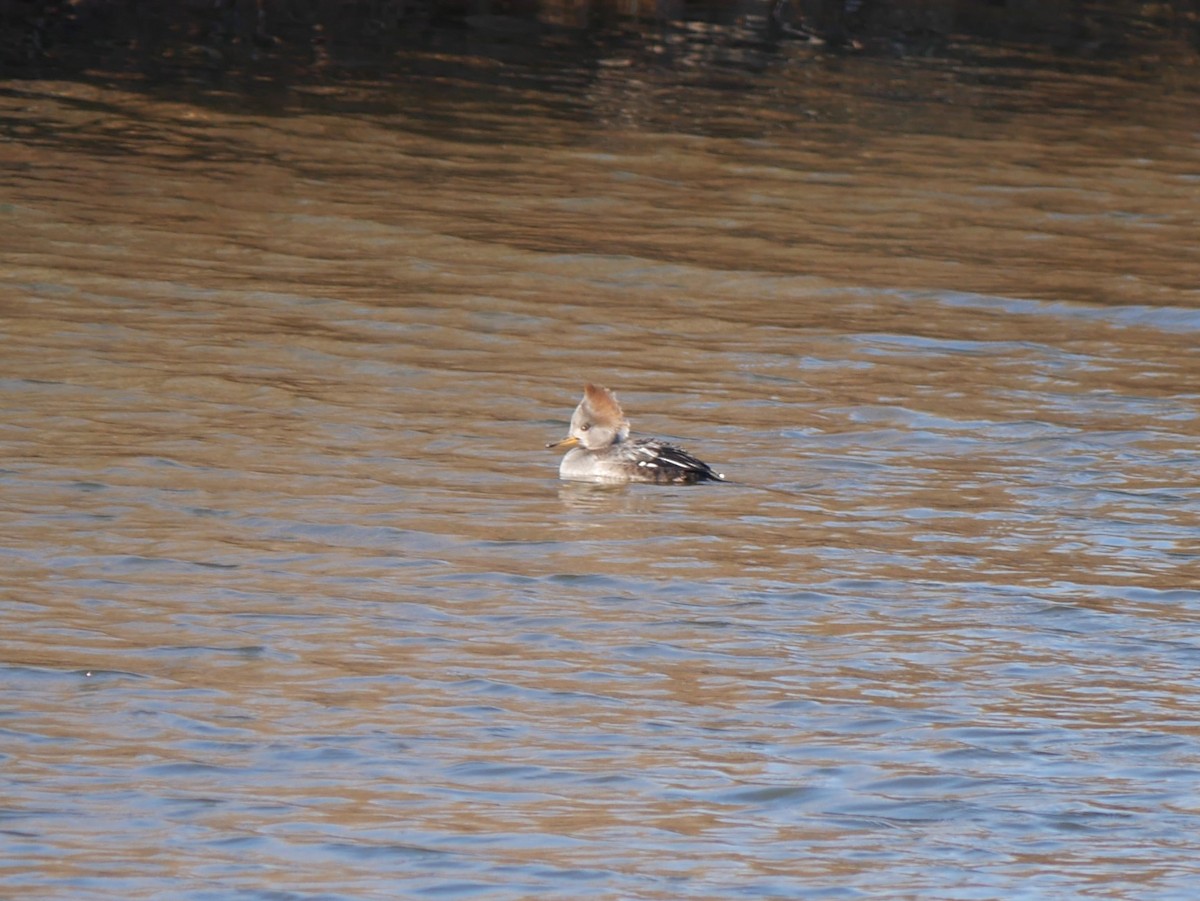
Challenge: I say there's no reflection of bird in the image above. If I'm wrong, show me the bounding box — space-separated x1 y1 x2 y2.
547 384 725 484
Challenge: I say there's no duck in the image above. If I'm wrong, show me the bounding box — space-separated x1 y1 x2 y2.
547 383 725 484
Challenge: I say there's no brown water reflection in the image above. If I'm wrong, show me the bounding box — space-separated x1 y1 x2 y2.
3 36 1200 900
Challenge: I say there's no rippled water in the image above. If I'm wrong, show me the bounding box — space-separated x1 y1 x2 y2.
3 30 1200 899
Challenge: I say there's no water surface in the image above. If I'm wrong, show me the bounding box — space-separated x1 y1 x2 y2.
3 32 1200 899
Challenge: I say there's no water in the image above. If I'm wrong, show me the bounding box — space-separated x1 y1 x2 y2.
3 29 1200 900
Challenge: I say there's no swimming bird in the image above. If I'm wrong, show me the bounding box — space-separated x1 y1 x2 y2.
547 383 724 484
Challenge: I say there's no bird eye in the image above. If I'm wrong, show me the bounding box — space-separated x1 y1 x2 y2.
580 423 590 431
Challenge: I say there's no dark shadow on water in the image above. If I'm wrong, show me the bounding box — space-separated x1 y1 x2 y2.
2 0 1195 104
